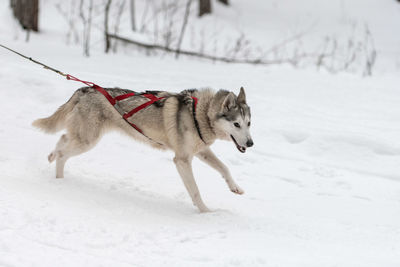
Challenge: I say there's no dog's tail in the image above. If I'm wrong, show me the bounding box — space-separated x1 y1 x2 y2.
32 93 78 134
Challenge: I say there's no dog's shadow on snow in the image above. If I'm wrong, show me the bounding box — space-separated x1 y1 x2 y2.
45 172 238 224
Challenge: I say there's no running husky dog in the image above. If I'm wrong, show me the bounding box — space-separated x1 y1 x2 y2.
33 86 253 212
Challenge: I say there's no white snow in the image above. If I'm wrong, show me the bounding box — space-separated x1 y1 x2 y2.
1 0 400 266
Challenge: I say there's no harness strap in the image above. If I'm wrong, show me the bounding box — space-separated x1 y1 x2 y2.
114 92 135 101
67 75 116 105
123 95 164 119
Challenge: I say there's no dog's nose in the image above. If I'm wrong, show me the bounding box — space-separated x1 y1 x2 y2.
246 139 254 147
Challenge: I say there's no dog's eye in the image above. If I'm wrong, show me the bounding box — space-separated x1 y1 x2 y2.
234 122 240 128
248 122 251 127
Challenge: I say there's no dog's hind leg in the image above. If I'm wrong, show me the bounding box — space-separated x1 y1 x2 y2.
48 134 68 163
173 155 210 213
51 103 106 178
196 148 244 195
54 133 100 178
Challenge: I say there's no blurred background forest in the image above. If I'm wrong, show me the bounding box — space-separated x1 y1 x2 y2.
5 0 400 76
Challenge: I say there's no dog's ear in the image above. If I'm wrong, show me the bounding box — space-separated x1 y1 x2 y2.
237 87 246 104
221 92 236 112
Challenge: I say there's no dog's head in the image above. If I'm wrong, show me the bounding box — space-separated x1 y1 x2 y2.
210 87 253 153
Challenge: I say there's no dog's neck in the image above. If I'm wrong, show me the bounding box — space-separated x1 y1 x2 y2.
194 90 218 145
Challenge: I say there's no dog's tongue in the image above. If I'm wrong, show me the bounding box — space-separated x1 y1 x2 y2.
231 135 246 153
238 146 246 153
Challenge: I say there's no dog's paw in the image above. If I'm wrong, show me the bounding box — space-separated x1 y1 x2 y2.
48 152 56 163
199 207 212 213
230 184 244 195
196 204 211 213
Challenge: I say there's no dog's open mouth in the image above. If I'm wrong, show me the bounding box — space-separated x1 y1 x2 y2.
231 135 246 153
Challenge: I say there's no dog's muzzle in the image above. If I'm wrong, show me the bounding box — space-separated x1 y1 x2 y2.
230 135 247 153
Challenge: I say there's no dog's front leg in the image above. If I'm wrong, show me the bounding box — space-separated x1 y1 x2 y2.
173 155 210 213
196 148 244 195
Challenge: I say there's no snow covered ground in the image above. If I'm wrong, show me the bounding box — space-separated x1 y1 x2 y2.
1 1 400 267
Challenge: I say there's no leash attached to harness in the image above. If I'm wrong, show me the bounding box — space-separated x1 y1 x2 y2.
0 43 205 145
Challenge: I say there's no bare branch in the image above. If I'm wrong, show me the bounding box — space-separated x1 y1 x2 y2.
108 33 327 66
130 0 136 31
175 0 192 58
104 0 112 53
112 0 126 53
55 2 80 45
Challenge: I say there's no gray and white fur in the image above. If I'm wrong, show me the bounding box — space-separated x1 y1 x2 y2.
33 86 253 212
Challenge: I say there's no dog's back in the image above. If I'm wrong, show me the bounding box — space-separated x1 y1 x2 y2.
32 87 203 153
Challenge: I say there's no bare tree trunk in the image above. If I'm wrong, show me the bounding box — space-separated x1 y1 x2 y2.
112 0 126 53
176 0 192 58
10 0 39 32
218 0 229 5
104 0 112 53
79 0 93 57
130 0 136 31
198 0 211 17
25 29 30 42
139 0 150 33
86 0 93 57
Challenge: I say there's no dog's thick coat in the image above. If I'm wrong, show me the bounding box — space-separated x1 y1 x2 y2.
33 87 253 212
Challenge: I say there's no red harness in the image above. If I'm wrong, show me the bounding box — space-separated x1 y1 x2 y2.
66 74 201 144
